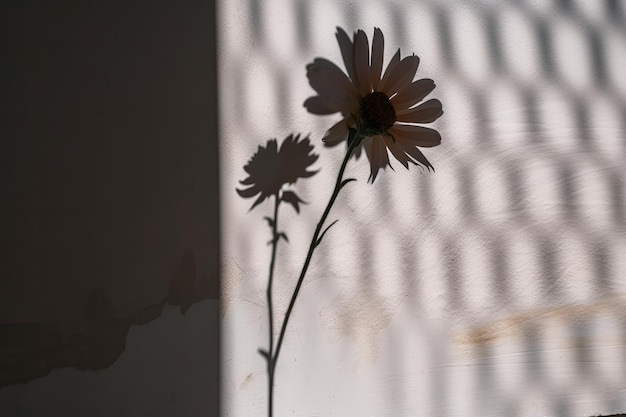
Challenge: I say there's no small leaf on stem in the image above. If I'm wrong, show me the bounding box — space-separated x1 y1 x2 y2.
258 348 271 362
281 190 305 213
340 178 356 189
315 219 339 247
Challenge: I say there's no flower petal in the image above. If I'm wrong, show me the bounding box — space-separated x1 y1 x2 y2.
336 27 356 84
353 30 370 95
380 55 420 96
398 143 433 170
389 124 442 148
396 98 444 123
236 185 258 198
389 125 439 170
370 28 384 91
279 134 320 171
306 58 360 113
322 118 350 146
379 48 401 92
304 96 338 114
391 78 436 110
266 140 278 154
249 193 269 211
239 176 255 186
383 135 411 169
364 136 390 182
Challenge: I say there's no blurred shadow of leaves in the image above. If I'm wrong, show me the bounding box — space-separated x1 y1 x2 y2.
237 134 319 211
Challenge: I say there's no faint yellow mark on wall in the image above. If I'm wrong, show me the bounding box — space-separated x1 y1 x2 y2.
454 295 626 347
325 285 398 366
240 372 254 390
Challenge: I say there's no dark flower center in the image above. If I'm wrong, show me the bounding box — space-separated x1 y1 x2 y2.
360 91 396 131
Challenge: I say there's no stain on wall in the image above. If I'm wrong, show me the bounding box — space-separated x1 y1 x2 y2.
454 296 626 348
326 285 397 365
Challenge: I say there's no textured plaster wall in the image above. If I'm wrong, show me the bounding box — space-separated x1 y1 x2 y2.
220 0 626 416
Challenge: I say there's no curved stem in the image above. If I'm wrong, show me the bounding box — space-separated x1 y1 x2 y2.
272 131 361 379
266 193 280 417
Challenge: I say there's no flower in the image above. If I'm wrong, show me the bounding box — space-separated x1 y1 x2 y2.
237 134 319 210
304 27 443 182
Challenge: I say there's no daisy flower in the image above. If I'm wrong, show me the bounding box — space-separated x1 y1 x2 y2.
304 27 443 182
237 134 319 211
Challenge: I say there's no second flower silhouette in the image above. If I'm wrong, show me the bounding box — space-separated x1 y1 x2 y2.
237 133 319 212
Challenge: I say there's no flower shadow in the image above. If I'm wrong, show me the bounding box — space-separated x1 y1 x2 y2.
237 133 319 213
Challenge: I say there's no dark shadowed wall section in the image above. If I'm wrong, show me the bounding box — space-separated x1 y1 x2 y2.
0 0 220 415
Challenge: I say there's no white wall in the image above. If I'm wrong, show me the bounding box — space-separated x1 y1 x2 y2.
220 0 626 416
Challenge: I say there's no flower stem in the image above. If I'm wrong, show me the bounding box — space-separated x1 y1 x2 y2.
271 130 361 402
266 193 280 417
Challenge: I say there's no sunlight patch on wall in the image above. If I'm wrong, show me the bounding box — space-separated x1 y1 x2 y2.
552 17 592 91
448 5 493 83
499 7 543 82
